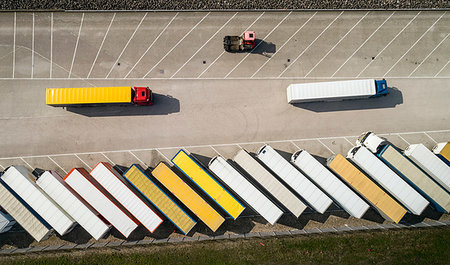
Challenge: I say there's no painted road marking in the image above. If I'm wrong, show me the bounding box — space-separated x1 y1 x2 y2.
224 11 292 79
408 33 449 77
129 151 148 168
12 12 16 78
47 156 67 175
396 134 411 145
106 12 147 79
69 13 84 78
251 12 317 78
75 153 91 170
356 11 421 77
317 139 335 155
87 13 116 79
143 12 211 78
383 12 446 77
434 59 450 77
278 11 343 78
31 13 35 78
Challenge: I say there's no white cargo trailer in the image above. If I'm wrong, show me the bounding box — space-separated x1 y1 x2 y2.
1 166 76 236
36 171 111 240
287 79 388 103
89 162 163 233
233 150 307 217
291 150 370 218
208 156 283 225
257 145 333 213
404 144 450 193
64 168 138 238
0 210 15 233
377 145 450 213
0 179 52 241
347 146 429 215
433 142 450 165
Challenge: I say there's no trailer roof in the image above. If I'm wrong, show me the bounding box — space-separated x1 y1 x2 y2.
171 150 245 220
233 149 307 217
209 156 283 225
123 165 196 235
152 162 224 232
46 86 132 105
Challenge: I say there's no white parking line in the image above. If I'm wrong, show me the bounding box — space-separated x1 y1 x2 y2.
105 12 147 79
50 12 53 78
31 13 34 78
331 12 395 78
69 13 84 78
12 12 16 78
278 11 343 78
317 139 335 155
434 59 450 77
143 12 210 78
251 12 317 78
408 33 450 77
209 145 224 158
129 151 148 167
20 157 33 170
383 12 446 77
396 134 411 145
197 12 265 78
170 12 237 79
423 132 438 144
224 11 292 79
304 12 369 78
124 13 178 79
75 154 91 170
343 137 355 146
47 156 67 174
290 141 301 150
87 13 115 79
155 149 171 164
101 152 115 165
0 164 4 170
356 11 421 78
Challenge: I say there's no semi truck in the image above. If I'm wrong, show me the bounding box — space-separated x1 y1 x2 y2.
0 178 53 241
291 150 370 218
46 86 153 106
357 132 387 153
233 149 307 218
287 79 388 104
404 144 450 193
257 145 333 214
1 166 76 236
151 162 225 232
36 170 111 240
223 31 256 52
171 150 245 220
123 165 196 235
90 162 163 234
347 146 429 215
327 154 407 223
209 156 283 225
433 142 450 165
0 210 15 233
64 168 138 238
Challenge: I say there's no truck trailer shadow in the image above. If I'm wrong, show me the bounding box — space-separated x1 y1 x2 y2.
253 39 276 58
66 93 180 117
294 87 403 113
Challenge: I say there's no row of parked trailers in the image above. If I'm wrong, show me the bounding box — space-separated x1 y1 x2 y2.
0 137 449 242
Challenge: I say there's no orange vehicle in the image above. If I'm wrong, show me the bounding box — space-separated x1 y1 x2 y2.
223 31 255 52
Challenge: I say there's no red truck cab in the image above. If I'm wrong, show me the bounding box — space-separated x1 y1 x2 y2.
243 31 256 49
133 87 153 105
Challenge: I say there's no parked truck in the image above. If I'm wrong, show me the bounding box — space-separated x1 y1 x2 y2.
287 79 388 104
223 31 256 52
0 210 15 234
291 150 370 218
209 156 283 225
36 170 111 240
347 146 429 215
46 86 153 106
404 144 450 193
0 178 53 241
1 166 76 236
257 145 333 214
433 142 450 165
233 149 307 218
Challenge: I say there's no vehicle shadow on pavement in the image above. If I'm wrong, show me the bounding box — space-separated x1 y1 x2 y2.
253 39 276 58
65 93 180 117
0 228 35 248
401 205 444 224
293 87 403 112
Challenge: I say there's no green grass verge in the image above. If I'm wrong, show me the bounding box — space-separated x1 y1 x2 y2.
3 227 449 265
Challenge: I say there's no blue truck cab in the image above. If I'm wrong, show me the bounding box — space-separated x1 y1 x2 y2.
373 79 388 97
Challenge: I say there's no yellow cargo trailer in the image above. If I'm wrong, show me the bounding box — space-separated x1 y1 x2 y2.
123 165 196 235
152 163 225 232
171 150 245 220
327 154 407 223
